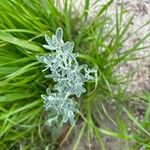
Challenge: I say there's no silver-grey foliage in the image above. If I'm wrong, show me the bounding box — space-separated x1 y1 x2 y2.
37 28 96 126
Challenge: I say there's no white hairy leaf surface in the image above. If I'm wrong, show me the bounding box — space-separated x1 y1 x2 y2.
37 28 97 126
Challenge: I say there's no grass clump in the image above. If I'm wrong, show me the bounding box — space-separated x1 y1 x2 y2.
0 0 149 149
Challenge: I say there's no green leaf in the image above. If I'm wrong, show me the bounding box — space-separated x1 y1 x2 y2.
0 32 43 52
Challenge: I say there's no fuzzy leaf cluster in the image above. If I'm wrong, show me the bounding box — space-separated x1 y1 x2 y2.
37 28 96 126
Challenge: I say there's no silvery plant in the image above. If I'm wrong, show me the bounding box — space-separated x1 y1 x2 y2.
37 28 97 126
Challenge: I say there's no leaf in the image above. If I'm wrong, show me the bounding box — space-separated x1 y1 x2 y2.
63 41 74 52
43 44 55 50
56 27 63 41
0 93 30 102
45 34 52 46
36 55 44 63
41 94 47 100
0 32 43 52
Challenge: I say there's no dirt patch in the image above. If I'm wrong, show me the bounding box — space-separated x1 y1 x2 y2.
115 0 150 94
